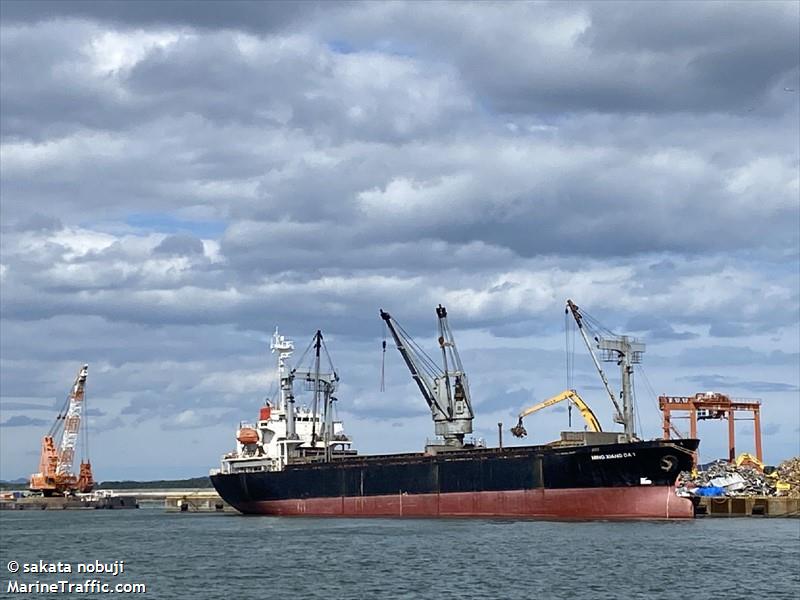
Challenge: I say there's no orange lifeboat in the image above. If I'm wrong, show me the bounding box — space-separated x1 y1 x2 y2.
236 428 259 445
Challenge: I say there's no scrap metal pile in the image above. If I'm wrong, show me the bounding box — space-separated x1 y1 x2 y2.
774 457 800 497
677 457 800 498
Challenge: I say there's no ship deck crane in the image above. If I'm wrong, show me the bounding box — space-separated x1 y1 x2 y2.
566 300 644 440
380 305 474 448
29 365 94 496
511 389 602 438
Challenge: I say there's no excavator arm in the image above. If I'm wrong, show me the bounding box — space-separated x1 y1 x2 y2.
511 389 602 438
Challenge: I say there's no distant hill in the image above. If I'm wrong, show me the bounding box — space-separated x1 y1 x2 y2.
96 476 212 490
0 478 28 490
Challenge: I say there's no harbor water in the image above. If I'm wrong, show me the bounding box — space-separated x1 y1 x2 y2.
1 508 798 599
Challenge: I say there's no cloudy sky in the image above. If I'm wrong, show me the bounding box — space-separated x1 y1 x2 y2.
1 1 798 480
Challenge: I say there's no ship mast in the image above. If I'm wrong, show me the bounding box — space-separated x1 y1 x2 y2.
290 330 339 461
380 305 474 448
271 328 296 441
311 330 322 447
271 328 294 411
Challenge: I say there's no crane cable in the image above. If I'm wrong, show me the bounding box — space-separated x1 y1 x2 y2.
639 364 684 438
391 318 442 380
82 382 89 462
631 371 644 439
294 332 338 377
48 392 71 438
576 307 618 340
584 306 643 437
564 309 573 390
380 321 387 392
320 336 337 380
565 310 575 427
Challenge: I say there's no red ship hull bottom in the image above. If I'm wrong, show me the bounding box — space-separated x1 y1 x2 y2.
232 486 694 520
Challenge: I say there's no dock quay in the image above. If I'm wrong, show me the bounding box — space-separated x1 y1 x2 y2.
695 496 800 517
126 488 233 512
0 494 138 510
0 488 231 512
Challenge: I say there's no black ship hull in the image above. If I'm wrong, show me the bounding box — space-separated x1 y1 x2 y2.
211 438 699 519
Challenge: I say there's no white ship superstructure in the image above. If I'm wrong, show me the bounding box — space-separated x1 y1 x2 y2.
213 329 354 475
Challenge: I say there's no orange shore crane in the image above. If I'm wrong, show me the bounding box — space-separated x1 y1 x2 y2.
29 364 94 495
659 392 762 465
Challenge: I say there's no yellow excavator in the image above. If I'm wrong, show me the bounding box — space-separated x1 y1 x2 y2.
510 389 602 438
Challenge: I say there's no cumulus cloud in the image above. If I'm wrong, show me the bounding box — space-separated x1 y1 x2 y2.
0 400 58 412
680 375 800 394
13 213 63 232
0 415 48 428
153 234 205 256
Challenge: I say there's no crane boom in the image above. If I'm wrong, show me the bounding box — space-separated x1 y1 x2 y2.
379 309 443 415
30 364 94 495
380 306 474 447
566 300 624 425
56 364 88 476
511 389 602 438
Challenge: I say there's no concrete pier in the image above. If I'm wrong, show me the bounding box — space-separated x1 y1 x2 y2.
695 496 800 517
0 495 138 510
118 488 232 512
160 491 231 512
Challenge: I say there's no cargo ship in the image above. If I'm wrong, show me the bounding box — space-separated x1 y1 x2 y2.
210 305 699 519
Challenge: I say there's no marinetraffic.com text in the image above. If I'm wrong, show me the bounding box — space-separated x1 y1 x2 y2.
5 560 146 595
